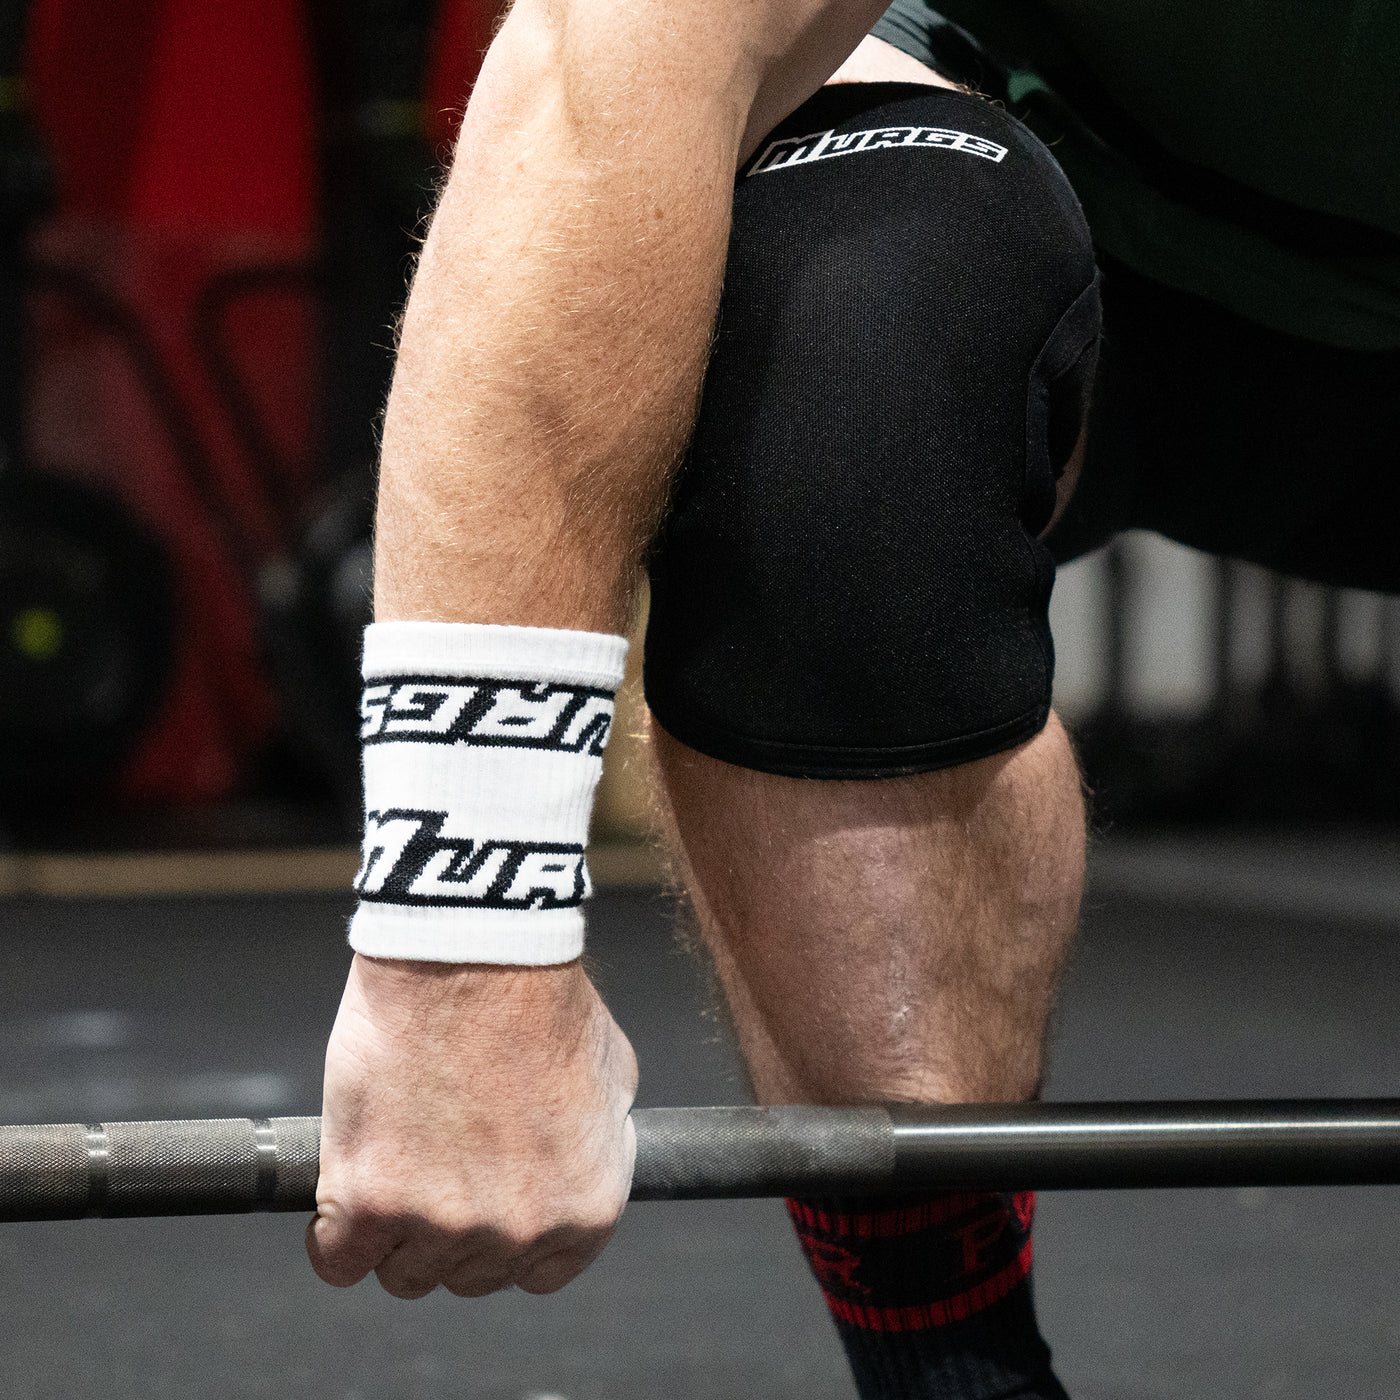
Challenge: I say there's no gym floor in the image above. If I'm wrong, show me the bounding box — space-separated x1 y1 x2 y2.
0 832 1397 1400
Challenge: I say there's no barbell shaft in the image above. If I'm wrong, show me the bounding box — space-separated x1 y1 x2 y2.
0 1100 1397 1222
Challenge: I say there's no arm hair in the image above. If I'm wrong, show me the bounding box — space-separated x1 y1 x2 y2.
373 0 891 632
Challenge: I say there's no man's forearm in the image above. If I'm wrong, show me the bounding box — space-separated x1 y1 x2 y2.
374 0 891 632
314 0 892 1301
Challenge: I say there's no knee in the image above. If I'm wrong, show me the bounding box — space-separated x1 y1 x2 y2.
645 83 1100 782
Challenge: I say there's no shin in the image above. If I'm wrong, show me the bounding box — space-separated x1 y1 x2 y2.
653 717 1084 1400
651 713 1084 1109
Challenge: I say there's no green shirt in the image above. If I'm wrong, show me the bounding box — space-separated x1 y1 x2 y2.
872 0 1400 348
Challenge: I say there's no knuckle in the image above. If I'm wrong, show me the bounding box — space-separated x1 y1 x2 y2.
617 1045 640 1098
307 1255 365 1288
444 1272 514 1299
434 1206 497 1243
517 1199 608 1250
517 1249 588 1295
562 1212 612 1248
377 1274 439 1301
424 1212 518 1262
573 1189 626 1236
332 1189 471 1244
320 1188 399 1233
501 1212 552 1251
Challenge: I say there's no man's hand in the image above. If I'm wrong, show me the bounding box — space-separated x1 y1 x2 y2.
307 955 638 1298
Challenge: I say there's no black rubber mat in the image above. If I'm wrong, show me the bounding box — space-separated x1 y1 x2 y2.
0 845 1395 1398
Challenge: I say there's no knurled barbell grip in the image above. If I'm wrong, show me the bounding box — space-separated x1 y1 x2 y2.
0 1117 322 1221
0 1101 1397 1221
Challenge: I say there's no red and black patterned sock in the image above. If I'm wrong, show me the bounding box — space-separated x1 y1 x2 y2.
787 1191 1068 1400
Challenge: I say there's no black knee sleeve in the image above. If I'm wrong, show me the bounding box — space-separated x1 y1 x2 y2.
644 83 1100 777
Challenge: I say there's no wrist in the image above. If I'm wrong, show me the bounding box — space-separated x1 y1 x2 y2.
347 951 593 1039
348 621 627 965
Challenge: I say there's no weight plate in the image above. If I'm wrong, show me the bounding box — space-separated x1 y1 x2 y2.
0 472 176 809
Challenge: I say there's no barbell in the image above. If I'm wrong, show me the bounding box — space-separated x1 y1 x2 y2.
2 1099 1398 1221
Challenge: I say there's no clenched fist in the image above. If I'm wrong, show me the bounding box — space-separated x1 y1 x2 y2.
307 954 638 1298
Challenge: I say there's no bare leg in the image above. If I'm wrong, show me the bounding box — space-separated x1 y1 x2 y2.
652 714 1084 1396
651 712 1085 1107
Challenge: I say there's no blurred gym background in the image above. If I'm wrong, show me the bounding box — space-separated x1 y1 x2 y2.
0 0 497 882
0 6 1398 1397
2 0 1399 877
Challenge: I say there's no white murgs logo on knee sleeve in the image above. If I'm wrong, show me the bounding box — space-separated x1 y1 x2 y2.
360 674 614 755
355 809 588 910
747 124 1007 176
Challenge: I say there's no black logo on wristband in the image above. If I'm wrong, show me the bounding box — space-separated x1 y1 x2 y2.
360 676 613 755
354 808 588 910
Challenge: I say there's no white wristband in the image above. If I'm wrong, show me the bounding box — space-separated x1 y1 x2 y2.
347 621 628 964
